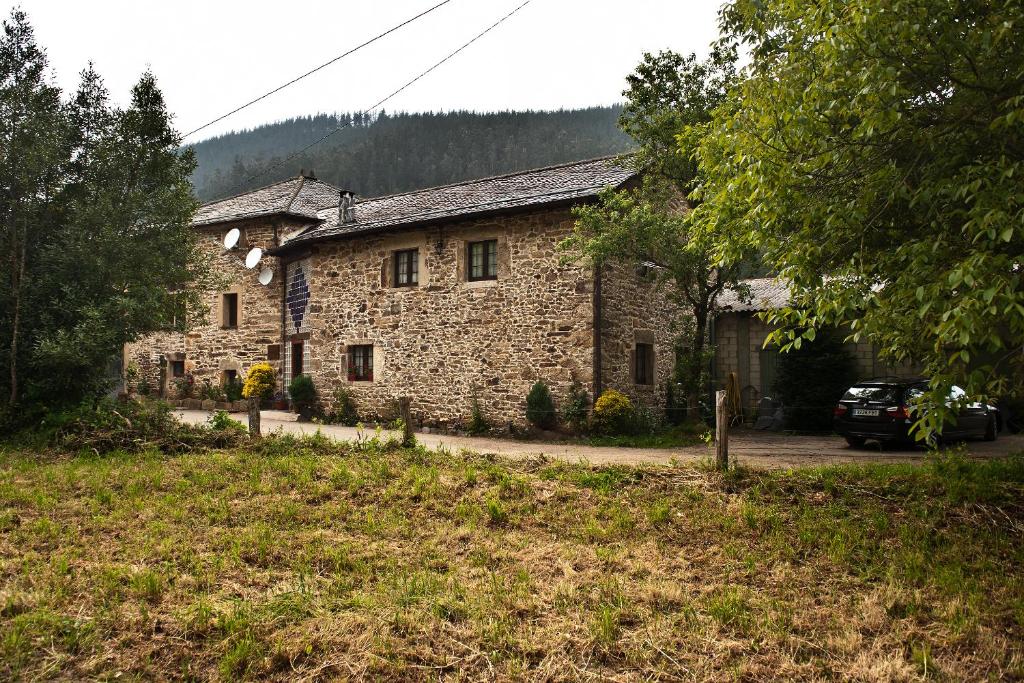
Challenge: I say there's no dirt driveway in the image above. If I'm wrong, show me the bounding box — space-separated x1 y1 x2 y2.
175 409 1024 469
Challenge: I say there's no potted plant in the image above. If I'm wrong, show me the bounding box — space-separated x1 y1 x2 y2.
242 362 276 408
288 374 318 421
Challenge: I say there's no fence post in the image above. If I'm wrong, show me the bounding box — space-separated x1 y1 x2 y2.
715 389 728 470
398 396 414 447
248 397 261 438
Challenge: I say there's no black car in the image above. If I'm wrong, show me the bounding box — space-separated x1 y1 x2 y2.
833 378 1001 447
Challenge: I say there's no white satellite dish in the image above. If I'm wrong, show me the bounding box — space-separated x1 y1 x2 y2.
244 247 262 269
258 267 273 286
223 228 240 249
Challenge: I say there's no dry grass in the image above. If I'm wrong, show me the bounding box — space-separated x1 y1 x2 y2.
1 432 1022 681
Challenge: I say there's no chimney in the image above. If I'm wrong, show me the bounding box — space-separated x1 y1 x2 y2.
339 191 356 224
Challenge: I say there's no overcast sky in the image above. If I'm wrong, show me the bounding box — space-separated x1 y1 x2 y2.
12 0 724 142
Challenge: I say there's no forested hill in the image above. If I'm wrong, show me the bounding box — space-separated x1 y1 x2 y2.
188 106 634 202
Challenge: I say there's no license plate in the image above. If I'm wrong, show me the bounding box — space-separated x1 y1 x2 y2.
852 408 879 417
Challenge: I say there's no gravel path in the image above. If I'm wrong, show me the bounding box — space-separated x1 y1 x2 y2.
174 409 1023 469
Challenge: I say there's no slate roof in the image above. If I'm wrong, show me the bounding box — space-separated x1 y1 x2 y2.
192 175 344 227
717 278 791 312
273 156 636 253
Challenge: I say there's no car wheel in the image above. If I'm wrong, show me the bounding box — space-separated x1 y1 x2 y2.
984 415 997 442
844 435 867 448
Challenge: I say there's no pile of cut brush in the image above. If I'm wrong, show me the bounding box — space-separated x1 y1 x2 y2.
52 399 244 454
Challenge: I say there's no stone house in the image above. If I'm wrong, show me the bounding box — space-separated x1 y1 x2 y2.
713 278 920 421
125 157 684 428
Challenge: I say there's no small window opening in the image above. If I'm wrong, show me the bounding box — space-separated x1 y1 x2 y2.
634 343 655 385
467 240 498 281
170 360 185 378
291 342 304 378
222 293 238 328
393 248 419 287
348 345 374 382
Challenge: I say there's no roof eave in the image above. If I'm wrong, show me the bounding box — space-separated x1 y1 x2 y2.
267 192 609 257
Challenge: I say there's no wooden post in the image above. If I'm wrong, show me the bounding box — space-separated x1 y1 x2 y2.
248 397 261 438
398 396 414 447
715 389 728 470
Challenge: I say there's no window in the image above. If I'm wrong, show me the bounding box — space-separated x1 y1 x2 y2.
222 293 238 328
348 345 373 382
291 342 304 378
170 360 185 378
634 343 655 385
267 344 281 361
467 240 498 281
223 369 237 384
393 249 419 287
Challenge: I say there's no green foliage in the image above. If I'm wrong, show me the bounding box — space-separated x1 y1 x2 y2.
287 375 318 411
223 376 243 402
561 49 747 411
208 410 245 433
0 11 211 417
691 0 1024 438
241 363 275 402
197 379 225 403
192 107 633 201
772 329 858 431
561 381 590 433
326 386 359 426
525 381 556 430
592 390 635 435
467 394 488 436
172 374 194 399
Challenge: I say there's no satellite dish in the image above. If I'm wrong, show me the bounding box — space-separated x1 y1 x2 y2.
258 267 273 286
223 228 240 249
244 247 262 269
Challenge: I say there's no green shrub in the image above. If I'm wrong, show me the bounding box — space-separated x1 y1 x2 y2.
526 381 557 430
327 386 360 426
224 376 244 402
242 363 275 402
208 410 245 433
198 379 225 402
562 381 590 432
592 389 635 435
172 374 194 399
467 394 489 435
288 375 318 412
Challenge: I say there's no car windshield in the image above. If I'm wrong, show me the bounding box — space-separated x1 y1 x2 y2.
842 385 900 403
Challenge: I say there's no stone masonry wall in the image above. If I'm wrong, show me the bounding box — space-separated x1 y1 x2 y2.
598 261 686 412
297 208 596 428
125 216 305 398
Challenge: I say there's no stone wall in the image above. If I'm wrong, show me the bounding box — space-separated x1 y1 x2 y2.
297 208 597 428
125 216 307 399
598 261 686 412
126 207 685 427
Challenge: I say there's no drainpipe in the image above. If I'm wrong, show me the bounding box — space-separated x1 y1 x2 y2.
592 264 602 402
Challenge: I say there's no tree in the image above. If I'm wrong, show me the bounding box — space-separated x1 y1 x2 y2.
562 49 745 418
0 10 210 418
691 0 1024 437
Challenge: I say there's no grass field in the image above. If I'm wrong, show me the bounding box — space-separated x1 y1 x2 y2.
1 433 1022 680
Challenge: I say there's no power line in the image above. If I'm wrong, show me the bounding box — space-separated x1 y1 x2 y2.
181 0 455 140
231 0 532 193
